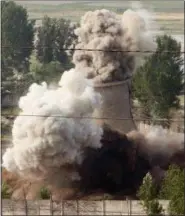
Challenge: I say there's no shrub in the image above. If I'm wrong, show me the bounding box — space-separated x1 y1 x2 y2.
39 186 51 199
2 182 11 199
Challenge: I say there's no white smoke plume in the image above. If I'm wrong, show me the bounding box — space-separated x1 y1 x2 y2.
2 69 103 185
130 123 184 166
73 7 157 84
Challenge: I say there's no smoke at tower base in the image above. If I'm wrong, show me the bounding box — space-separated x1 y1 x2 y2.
2 69 184 198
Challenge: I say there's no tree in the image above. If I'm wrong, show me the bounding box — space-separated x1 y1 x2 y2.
1 1 34 98
35 16 78 65
160 165 184 215
29 54 65 84
2 1 34 71
133 35 184 123
137 173 164 216
33 17 78 84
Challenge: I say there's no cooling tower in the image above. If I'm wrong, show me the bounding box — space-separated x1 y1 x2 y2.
93 79 136 133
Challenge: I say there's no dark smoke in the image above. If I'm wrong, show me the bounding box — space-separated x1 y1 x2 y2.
74 124 184 199
2 123 184 200
72 124 152 198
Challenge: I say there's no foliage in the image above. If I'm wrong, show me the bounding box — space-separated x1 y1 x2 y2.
2 182 11 199
133 34 184 122
137 173 164 216
39 186 51 199
139 166 184 215
29 54 67 84
1 116 12 135
160 165 184 215
148 200 164 216
2 71 34 99
1 1 35 98
2 1 34 71
35 16 78 64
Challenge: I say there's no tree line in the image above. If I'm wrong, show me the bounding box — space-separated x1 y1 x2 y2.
2 1 78 100
138 165 184 216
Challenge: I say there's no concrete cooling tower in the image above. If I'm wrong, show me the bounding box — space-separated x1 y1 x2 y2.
93 80 136 133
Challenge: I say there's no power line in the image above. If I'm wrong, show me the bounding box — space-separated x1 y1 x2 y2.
1 46 185 54
1 113 184 122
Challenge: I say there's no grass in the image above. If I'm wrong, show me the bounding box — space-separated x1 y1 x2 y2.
1 135 12 141
17 1 184 20
178 95 184 107
1 107 20 115
17 0 184 12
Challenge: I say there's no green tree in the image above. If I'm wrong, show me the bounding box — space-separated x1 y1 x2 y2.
1 1 34 98
2 1 34 71
160 165 184 215
35 16 78 65
137 173 164 216
133 35 184 123
29 54 65 84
